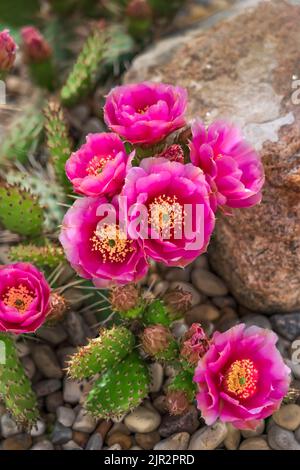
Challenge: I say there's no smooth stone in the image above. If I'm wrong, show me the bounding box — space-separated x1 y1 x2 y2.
152 395 168 414
32 345 63 379
241 420 265 438
31 440 54 450
242 315 272 330
63 379 82 404
51 422 73 445
267 424 300 450
73 408 97 433
224 424 241 450
30 420 46 437
295 425 300 443
62 440 83 450
124 406 161 433
21 356 36 380
273 404 300 431
0 414 20 438
169 281 203 306
212 296 236 309
149 363 164 393
135 431 161 450
240 436 271 450
188 421 227 450
153 281 169 297
107 422 131 437
106 432 132 450
15 341 30 358
86 433 103 450
36 325 68 346
57 406 76 428
72 431 89 448
34 379 61 398
82 118 106 136
108 443 122 450
130 446 143 450
159 406 199 437
185 304 220 325
191 269 228 297
193 255 209 270
165 267 191 282
96 420 113 440
154 432 190 451
271 313 300 341
64 312 89 347
2 433 32 450
171 320 189 339
56 346 77 369
46 391 64 412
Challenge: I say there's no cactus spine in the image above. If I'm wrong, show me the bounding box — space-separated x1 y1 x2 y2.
142 299 171 326
0 334 39 428
9 243 65 269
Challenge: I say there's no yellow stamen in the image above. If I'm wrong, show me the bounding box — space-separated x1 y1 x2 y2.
3 284 35 313
149 194 184 238
86 155 113 176
224 359 258 400
90 224 134 263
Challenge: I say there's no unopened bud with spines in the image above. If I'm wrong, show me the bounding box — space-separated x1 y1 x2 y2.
163 287 192 320
140 325 178 362
46 293 69 324
0 29 17 78
180 323 210 371
110 284 143 319
165 369 196 416
142 299 171 327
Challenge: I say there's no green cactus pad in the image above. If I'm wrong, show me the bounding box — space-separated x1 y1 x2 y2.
0 110 44 165
85 351 150 419
142 299 171 327
44 100 72 191
0 334 39 429
167 368 196 402
67 326 135 379
0 184 44 237
9 243 65 269
60 28 105 107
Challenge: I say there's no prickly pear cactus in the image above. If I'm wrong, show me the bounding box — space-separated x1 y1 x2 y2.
67 326 135 379
9 243 65 269
167 368 196 401
0 183 44 237
0 333 39 428
142 299 171 326
85 350 150 419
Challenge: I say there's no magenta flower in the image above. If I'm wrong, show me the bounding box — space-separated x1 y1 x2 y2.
0 29 17 72
181 323 210 367
0 263 50 334
104 82 187 145
59 196 149 288
21 26 52 62
66 133 132 198
194 324 290 430
121 157 215 267
189 120 265 210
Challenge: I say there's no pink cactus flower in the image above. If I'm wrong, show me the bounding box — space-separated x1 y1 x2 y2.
66 133 132 198
0 29 17 72
194 324 290 430
181 323 210 367
21 26 52 62
0 263 51 334
104 82 187 145
121 157 215 267
189 120 265 210
59 196 149 288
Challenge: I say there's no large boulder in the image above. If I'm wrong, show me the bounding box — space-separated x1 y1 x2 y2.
125 0 300 313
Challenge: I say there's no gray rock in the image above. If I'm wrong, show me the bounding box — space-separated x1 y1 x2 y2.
188 421 227 450
32 345 63 379
36 325 68 346
273 404 300 431
224 424 241 450
46 391 64 412
57 406 76 428
241 420 265 438
240 436 271 450
171 320 189 339
124 406 161 433
86 433 103 450
30 420 46 437
191 269 228 297
34 379 61 398
149 363 164 393
267 424 300 450
159 406 199 437
63 378 82 404
73 408 97 433
154 432 190 451
15 341 30 358
242 315 272 330
62 440 83 450
165 267 191 282
64 312 89 346
271 313 300 341
31 440 54 450
56 346 77 369
21 356 36 380
185 304 220 325
51 422 73 445
0 414 20 438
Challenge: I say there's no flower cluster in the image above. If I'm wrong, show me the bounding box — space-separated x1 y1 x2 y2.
60 81 265 288
0 29 17 74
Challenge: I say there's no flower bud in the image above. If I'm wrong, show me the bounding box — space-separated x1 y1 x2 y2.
46 293 68 324
141 325 178 361
110 284 143 319
166 390 190 416
21 26 52 62
180 323 210 367
157 144 185 164
0 29 17 73
163 287 192 319
126 0 152 19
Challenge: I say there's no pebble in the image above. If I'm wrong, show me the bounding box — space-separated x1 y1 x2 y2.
241 419 265 438
64 312 89 347
57 406 76 428
63 379 82 404
107 432 132 450
240 436 271 450
21 356 36 380
165 267 191 282
56 347 77 369
270 313 300 341
273 404 300 431
188 421 227 450
51 422 73 445
267 424 300 450
2 433 32 450
15 341 30 358
153 281 169 297
191 269 228 297
171 320 189 339
107 422 131 438
31 440 54 450
86 433 103 450
211 296 236 309
73 408 97 433
0 414 20 438
242 315 272 330
135 431 161 450
82 118 106 135
34 379 61 398
46 391 64 412
286 359 300 381
32 345 63 379
224 424 241 450
30 420 46 437
159 406 199 437
149 363 164 393
154 432 190 451
130 445 143 450
169 281 203 306
72 431 89 447
36 325 68 346
96 420 113 440
193 255 209 269
152 395 168 414
185 304 220 325
62 440 83 450
124 406 161 433
295 426 300 443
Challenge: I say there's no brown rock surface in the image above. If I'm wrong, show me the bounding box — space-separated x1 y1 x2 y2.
125 0 300 313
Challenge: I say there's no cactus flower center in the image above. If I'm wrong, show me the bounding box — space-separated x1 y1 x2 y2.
224 359 258 400
86 155 114 176
90 223 134 263
2 284 35 313
149 194 184 238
